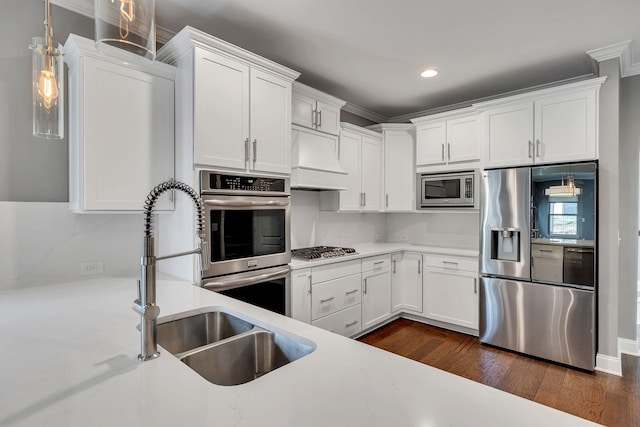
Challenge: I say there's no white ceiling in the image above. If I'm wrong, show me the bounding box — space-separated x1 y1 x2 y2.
60 0 640 121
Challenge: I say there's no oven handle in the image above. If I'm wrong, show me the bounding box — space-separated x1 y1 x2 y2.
201 266 290 292
203 199 290 207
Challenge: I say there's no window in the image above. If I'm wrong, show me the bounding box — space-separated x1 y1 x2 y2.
549 202 578 236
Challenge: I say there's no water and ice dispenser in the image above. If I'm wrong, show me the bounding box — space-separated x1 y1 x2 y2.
490 228 520 262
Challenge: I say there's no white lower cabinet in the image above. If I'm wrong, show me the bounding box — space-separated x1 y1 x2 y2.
391 252 423 314
312 305 362 337
423 255 479 330
308 259 362 337
295 250 478 336
361 255 392 330
291 268 312 323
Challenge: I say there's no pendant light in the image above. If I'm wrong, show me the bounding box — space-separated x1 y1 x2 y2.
30 0 64 139
545 174 582 198
95 0 156 61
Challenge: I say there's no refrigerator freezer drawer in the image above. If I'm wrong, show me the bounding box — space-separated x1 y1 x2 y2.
479 277 595 371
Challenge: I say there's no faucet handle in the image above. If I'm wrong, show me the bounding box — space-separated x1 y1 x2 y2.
136 279 141 302
200 240 211 272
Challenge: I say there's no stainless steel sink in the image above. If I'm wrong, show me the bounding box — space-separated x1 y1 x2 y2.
157 311 253 355
157 309 315 385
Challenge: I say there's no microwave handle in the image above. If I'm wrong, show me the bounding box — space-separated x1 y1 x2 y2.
202 266 290 291
204 199 290 207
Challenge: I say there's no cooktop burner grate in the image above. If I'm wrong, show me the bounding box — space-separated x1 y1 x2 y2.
291 246 357 260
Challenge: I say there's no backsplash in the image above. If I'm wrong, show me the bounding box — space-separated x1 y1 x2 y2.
291 191 386 248
0 202 141 291
291 190 480 250
385 211 480 249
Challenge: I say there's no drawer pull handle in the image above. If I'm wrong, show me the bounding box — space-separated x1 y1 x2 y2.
345 289 358 295
539 249 553 253
320 297 335 303
373 261 385 265
346 320 359 327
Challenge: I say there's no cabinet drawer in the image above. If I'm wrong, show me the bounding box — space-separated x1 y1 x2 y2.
311 273 361 320
424 254 477 273
362 254 391 272
531 244 563 260
312 259 361 284
312 304 362 337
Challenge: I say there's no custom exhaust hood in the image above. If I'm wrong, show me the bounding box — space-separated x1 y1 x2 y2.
291 126 348 190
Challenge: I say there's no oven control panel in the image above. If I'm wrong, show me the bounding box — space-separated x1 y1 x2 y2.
200 171 289 194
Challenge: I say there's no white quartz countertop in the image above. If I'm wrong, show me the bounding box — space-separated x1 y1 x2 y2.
0 277 598 426
290 243 480 269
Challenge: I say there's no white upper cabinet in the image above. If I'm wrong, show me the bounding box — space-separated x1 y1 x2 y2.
158 26 300 176
64 34 175 213
320 123 383 212
292 82 346 136
369 124 415 212
412 108 481 173
476 77 606 169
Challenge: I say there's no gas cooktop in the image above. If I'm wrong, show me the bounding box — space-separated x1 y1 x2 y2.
291 246 357 261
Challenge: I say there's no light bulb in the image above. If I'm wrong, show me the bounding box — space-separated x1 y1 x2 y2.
119 0 135 39
37 69 58 110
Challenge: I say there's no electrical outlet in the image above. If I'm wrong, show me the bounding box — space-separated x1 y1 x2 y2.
400 235 409 241
340 237 348 245
375 233 382 242
81 261 104 276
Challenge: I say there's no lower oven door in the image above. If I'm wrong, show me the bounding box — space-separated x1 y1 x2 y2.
202 266 291 316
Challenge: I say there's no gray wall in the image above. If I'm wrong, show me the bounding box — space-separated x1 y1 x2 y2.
0 0 93 202
598 59 620 358
619 74 640 340
340 109 377 127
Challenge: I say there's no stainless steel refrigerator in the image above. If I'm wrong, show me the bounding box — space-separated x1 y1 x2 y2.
479 162 597 371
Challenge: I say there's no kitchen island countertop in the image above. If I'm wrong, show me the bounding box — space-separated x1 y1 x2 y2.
0 277 599 426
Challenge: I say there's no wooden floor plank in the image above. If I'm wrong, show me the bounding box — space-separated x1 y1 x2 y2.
359 319 640 427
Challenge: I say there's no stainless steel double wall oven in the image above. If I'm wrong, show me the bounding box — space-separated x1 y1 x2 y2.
199 171 291 316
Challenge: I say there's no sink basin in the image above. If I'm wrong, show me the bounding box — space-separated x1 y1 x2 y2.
157 311 253 355
182 329 314 386
157 308 315 385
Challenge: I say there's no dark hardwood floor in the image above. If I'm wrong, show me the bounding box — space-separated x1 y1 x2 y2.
359 319 640 427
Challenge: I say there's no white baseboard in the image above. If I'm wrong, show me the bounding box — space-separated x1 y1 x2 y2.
619 337 640 356
595 353 622 376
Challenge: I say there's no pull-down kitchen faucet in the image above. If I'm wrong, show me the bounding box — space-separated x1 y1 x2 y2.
132 180 210 361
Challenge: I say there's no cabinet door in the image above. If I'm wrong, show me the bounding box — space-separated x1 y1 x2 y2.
483 101 534 168
81 57 174 211
401 252 423 313
249 69 291 174
391 253 403 312
338 130 362 211
534 89 597 164
292 92 315 129
194 48 249 169
384 131 414 211
362 268 392 329
416 121 446 167
291 269 312 323
424 268 478 330
360 135 382 212
447 115 480 164
315 100 341 135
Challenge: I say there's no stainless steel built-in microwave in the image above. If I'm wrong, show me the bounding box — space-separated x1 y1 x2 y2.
417 171 475 208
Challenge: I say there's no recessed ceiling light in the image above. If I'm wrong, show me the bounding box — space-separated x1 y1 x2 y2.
421 69 439 78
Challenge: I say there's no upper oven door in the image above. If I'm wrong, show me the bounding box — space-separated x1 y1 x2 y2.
202 194 291 277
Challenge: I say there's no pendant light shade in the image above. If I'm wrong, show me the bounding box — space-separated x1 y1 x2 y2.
95 0 156 61
30 0 64 139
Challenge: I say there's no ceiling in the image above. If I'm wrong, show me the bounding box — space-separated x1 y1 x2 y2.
61 0 640 121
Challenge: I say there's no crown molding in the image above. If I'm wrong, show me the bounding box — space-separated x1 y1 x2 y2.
587 40 640 78
342 102 388 124
49 0 176 44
